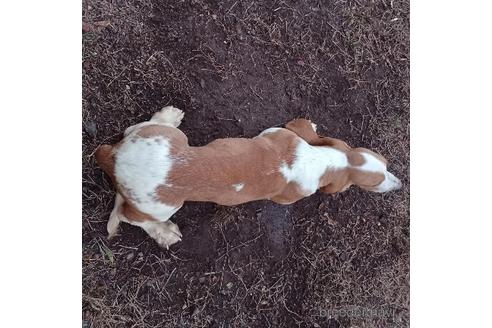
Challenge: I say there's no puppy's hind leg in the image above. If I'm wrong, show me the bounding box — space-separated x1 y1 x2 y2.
151 106 185 128
124 203 184 249
137 220 183 250
107 193 125 239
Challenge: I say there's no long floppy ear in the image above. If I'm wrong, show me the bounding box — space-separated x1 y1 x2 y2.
284 119 320 144
284 118 350 149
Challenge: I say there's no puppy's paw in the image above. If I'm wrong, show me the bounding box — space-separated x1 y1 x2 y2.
162 221 183 238
151 106 185 128
155 230 182 250
150 222 182 250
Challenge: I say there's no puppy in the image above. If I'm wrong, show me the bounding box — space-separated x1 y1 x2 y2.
95 106 401 248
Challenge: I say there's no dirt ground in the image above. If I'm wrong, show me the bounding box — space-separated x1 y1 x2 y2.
82 0 409 327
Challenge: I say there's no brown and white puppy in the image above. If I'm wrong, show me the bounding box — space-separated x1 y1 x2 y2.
96 106 401 248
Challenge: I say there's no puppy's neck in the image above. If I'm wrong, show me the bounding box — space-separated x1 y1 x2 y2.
281 141 349 195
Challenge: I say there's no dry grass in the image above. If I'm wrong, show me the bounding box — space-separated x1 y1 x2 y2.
83 0 409 327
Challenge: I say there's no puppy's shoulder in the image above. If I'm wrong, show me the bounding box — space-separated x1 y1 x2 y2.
256 126 302 145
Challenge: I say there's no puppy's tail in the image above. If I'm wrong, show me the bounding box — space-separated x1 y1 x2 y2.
95 144 116 183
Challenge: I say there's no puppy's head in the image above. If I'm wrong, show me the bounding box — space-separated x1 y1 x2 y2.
344 148 402 193
284 118 402 194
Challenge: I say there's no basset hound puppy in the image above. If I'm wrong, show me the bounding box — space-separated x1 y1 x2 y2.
96 106 401 248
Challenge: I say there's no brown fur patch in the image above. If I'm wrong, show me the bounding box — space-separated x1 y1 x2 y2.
122 201 157 222
284 118 351 152
349 169 385 190
270 182 308 204
347 151 366 166
319 169 351 194
136 124 187 141
94 145 116 184
155 128 300 206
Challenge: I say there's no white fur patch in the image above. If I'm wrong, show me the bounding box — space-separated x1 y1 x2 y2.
232 183 244 192
373 171 402 192
311 123 317 132
114 135 177 220
151 106 184 127
279 140 348 194
259 127 282 136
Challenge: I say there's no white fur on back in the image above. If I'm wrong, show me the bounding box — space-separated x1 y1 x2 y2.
279 139 348 194
114 135 177 219
259 127 282 136
232 183 244 191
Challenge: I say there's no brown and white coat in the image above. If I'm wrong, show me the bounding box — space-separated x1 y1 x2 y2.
96 106 401 248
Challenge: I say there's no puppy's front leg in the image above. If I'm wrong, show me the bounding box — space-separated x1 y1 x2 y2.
123 106 185 137
151 106 184 128
284 118 319 143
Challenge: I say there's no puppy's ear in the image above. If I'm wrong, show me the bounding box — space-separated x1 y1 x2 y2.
284 119 320 144
284 119 349 149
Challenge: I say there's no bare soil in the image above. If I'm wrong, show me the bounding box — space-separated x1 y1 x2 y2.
82 0 409 327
